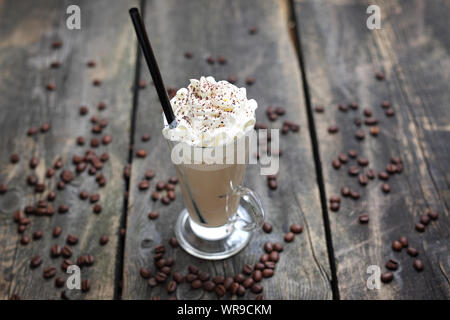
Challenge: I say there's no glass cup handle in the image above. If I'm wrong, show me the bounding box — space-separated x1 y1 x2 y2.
231 185 265 231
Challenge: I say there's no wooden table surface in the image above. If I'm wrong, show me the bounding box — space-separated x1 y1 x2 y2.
0 0 448 300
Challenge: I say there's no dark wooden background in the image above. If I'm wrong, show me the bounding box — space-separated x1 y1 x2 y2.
0 0 448 300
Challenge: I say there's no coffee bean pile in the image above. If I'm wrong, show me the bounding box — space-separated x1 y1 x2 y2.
1 40 131 300
318 71 440 285
139 222 302 300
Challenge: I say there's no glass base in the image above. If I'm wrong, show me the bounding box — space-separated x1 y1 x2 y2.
175 206 252 260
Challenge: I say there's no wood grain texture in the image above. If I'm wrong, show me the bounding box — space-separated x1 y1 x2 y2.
122 0 332 300
294 0 450 299
0 0 137 299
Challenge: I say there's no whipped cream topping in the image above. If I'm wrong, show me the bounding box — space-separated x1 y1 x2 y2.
162 76 257 147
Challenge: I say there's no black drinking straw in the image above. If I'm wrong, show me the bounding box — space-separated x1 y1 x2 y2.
129 8 177 128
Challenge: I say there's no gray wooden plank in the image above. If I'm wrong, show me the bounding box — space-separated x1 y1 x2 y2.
294 0 450 299
122 0 332 300
0 0 137 299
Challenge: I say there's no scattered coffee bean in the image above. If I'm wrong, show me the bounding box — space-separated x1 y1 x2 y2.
284 232 295 243
51 245 62 258
249 26 258 34
385 109 395 117
252 270 263 282
358 174 368 186
61 245 72 258
140 267 151 279
263 269 274 278
399 236 408 248
332 159 341 169
99 235 109 245
136 149 147 158
273 242 284 252
55 277 65 288
33 230 43 240
315 105 324 113
375 71 385 81
385 259 399 271
191 279 202 289
359 214 369 224
20 236 30 245
380 272 393 283
341 186 350 197
46 83 56 91
43 266 56 279
328 125 339 134
413 259 424 272
81 279 91 292
427 209 439 220
66 234 78 245
30 255 43 268
381 183 391 193
234 273 245 283
93 204 102 214
251 284 263 294
243 264 254 275
407 247 419 257
10 153 20 164
392 240 402 251
246 77 255 85
355 129 365 140
263 242 273 254
415 223 425 232
206 56 215 65
420 215 430 226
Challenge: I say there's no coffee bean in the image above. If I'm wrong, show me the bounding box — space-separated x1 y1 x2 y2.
206 56 215 65
419 215 430 226
229 282 240 295
33 230 43 240
47 191 57 202
415 223 425 232
314 105 325 114
161 196 170 205
338 104 348 112
381 183 391 193
328 125 339 134
262 222 272 233
338 153 348 164
136 149 147 158
43 266 56 279
81 279 91 293
346 150 357 159
358 174 368 186
380 272 393 283
255 263 265 270
407 247 419 257
273 242 284 252
185 273 198 283
102 135 112 145
147 277 157 287
260 254 269 263
140 267 151 279
330 195 341 203
246 77 255 85
234 273 245 283
66 234 78 246
40 123 51 133
155 272 168 283
413 259 424 272
378 171 389 180
46 83 56 91
348 166 360 176
355 118 363 126
370 126 380 136
243 264 254 275
203 281 216 292
20 236 30 245
29 157 39 169
252 270 263 282
217 56 227 65
341 186 350 197
284 232 295 242
385 259 399 271
349 190 361 199
0 184 7 194
58 204 69 214
242 278 254 289
97 235 109 246
385 109 395 117
167 280 177 293
215 284 226 297
355 129 365 140
187 265 198 274
55 277 65 288
9 153 20 164
191 279 202 289
330 202 340 212
237 285 246 296
251 284 263 294
269 251 279 262
199 271 210 281
151 191 160 201
359 214 369 224
263 269 274 278
392 240 402 251
143 169 155 180
375 71 385 81
249 26 258 34
366 168 375 179
30 255 43 268
61 245 72 258
263 242 273 253
399 236 408 248
60 170 74 183
51 245 62 258
426 209 439 220
89 194 100 203
364 117 378 126
227 75 237 84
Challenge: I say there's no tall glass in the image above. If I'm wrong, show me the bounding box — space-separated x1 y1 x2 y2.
167 134 264 260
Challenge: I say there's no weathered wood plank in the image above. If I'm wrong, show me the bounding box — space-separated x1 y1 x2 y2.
0 0 137 299
123 0 332 300
294 0 450 299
